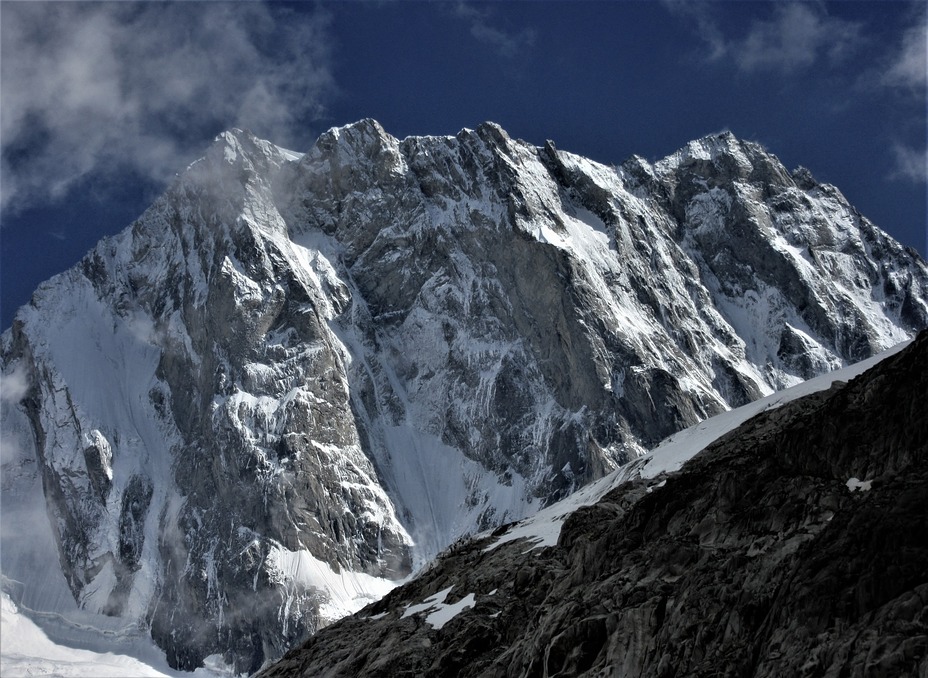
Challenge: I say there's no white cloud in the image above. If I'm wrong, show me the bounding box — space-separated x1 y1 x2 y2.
661 1 726 62
664 2 862 73
0 363 30 465
453 3 536 59
890 142 928 183
0 2 334 214
125 315 158 346
0 431 25 466
734 3 862 74
1 364 30 405
882 15 927 90
880 12 926 185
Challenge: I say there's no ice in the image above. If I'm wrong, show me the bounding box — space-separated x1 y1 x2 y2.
0 399 223 677
572 206 609 238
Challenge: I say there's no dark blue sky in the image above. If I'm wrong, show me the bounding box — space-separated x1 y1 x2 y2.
2 1 926 329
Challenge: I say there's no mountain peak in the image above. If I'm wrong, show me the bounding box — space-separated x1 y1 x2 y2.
306 118 404 173
658 130 752 171
475 120 511 144
3 120 927 674
791 165 820 190
653 130 795 189
183 126 298 189
328 117 391 141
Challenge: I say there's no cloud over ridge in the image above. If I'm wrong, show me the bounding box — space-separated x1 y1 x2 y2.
0 2 333 213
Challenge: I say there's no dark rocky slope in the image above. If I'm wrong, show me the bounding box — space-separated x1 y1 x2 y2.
262 331 928 678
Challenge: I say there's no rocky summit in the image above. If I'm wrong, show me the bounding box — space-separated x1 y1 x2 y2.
261 331 928 678
1 120 926 672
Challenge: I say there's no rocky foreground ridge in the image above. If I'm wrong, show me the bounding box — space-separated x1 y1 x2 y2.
1 120 927 672
262 331 928 678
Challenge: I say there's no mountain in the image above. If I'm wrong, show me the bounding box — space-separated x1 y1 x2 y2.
1 119 926 673
260 331 928 678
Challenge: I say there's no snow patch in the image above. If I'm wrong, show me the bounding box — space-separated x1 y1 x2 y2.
845 477 872 492
402 586 452 619
401 586 476 630
426 593 476 630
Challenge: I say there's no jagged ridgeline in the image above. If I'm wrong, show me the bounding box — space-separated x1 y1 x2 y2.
2 119 926 672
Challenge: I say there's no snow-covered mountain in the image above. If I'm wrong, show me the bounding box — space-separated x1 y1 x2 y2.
261 332 928 678
2 119 926 672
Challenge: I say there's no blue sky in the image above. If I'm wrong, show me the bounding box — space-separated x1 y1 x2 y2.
1 1 926 329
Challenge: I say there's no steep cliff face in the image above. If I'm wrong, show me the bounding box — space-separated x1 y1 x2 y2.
1 120 926 671
261 332 928 678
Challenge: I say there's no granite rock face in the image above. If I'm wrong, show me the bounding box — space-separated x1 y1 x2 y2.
262 331 928 678
1 120 926 671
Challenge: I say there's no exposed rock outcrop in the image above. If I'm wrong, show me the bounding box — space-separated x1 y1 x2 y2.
262 332 928 678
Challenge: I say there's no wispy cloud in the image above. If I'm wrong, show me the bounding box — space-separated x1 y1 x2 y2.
880 9 927 184
733 3 862 73
453 3 536 59
662 1 726 62
1 362 31 468
890 143 928 183
732 3 861 72
0 3 334 214
882 14 927 91
1 363 30 406
664 2 862 73
663 2 924 188
0 364 29 466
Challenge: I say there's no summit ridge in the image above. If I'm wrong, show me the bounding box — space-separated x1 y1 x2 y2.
2 120 926 672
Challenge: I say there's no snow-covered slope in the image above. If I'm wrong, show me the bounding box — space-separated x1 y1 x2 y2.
485 337 913 552
2 120 927 672
0 590 233 678
260 331 928 678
